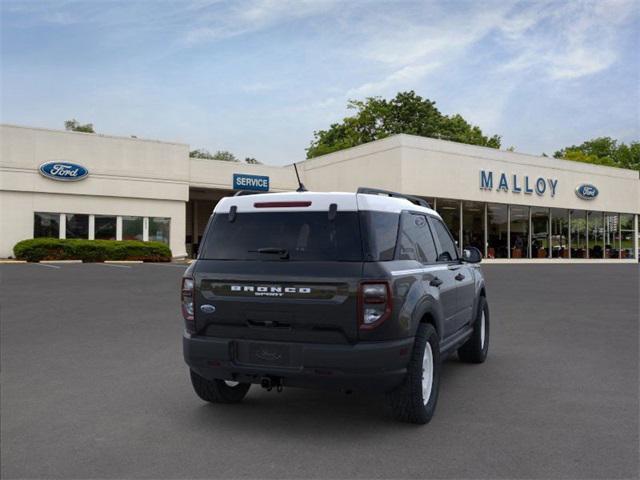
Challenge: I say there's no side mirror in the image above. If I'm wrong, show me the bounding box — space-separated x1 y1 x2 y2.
462 246 482 263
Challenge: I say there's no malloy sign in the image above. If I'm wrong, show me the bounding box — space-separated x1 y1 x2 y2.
480 170 558 197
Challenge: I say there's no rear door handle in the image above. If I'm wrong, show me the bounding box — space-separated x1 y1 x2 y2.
455 273 465 281
430 277 443 287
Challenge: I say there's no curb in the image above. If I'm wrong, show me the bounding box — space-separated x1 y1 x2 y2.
103 260 144 264
40 260 82 264
0 260 27 264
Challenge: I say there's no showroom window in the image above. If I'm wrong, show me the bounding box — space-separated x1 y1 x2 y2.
531 207 550 259
620 214 636 259
486 203 508 259
34 212 60 238
571 210 587 258
509 205 529 259
436 198 461 250
122 216 143 241
603 213 619 259
149 217 170 245
462 201 484 254
588 211 604 258
65 214 89 239
551 209 570 258
95 215 117 240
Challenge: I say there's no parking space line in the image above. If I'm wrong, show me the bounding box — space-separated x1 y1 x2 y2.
148 263 189 268
96 263 132 269
35 263 61 269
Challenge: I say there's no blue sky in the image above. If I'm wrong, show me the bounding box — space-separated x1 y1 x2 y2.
2 0 639 165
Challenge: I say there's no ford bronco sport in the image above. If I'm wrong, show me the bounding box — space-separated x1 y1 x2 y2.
182 188 489 424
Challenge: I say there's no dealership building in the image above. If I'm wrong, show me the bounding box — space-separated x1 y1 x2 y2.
1 124 638 262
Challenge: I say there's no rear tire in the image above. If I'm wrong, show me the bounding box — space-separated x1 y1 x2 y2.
387 323 441 425
189 370 251 403
458 296 489 363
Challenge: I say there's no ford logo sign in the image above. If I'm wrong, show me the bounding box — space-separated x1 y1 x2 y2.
39 161 89 182
575 184 598 200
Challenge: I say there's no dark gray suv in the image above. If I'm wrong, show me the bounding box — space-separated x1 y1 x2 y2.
182 188 489 424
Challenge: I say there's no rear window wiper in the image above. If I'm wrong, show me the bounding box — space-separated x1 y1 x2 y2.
249 247 290 260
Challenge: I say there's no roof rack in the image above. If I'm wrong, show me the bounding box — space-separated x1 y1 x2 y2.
357 187 432 209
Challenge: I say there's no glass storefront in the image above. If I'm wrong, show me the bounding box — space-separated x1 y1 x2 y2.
588 211 604 258
571 210 587 258
122 216 143 241
32 213 166 244
551 209 569 258
436 198 460 250
462 201 484 253
487 203 508 259
28 206 637 262
620 214 636 259
149 217 170 244
604 213 619 259
95 215 117 240
531 208 550 259
66 214 89 239
509 206 529 259
34 212 59 238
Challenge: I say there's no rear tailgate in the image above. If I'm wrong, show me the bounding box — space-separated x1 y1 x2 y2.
193 260 362 344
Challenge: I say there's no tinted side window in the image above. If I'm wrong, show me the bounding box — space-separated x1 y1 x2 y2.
360 211 400 261
397 213 437 263
431 217 459 262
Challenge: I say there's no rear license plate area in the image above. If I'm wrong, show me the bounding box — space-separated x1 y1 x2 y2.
236 342 292 367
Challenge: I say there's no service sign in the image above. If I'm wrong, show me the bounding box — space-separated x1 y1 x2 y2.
575 184 598 200
233 173 269 192
39 161 89 182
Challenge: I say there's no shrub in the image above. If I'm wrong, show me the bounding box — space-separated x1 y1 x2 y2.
13 238 172 262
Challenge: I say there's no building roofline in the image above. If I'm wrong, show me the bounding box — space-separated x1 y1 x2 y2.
0 123 189 147
300 133 639 179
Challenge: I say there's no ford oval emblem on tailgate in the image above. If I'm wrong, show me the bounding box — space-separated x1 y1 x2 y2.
200 304 216 314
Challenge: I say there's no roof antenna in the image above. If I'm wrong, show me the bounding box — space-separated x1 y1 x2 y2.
293 163 307 192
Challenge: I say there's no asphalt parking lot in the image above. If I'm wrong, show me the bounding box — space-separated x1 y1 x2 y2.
1 263 638 479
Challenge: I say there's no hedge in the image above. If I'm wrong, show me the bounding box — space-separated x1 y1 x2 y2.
13 238 172 262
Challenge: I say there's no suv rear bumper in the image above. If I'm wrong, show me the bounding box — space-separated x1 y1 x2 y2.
183 334 414 393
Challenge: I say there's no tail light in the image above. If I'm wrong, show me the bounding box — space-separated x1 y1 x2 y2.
181 277 195 333
358 282 392 330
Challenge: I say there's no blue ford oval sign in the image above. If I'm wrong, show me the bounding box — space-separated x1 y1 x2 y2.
39 161 89 182
575 184 598 200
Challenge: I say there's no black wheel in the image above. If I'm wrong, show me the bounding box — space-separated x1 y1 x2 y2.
189 370 251 404
387 323 441 425
458 296 489 363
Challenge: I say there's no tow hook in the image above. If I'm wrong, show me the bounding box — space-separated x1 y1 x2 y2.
260 376 283 392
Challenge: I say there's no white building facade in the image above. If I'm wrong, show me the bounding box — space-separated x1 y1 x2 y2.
1 124 638 262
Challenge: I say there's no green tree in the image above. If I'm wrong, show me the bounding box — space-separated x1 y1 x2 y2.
306 91 501 158
212 150 238 162
244 157 262 164
64 119 94 133
554 137 640 171
189 149 239 162
189 149 215 159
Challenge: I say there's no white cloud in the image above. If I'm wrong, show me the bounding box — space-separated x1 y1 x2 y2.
499 0 637 80
183 0 341 44
347 63 440 97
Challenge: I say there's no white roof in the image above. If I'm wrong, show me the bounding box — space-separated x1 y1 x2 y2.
213 191 440 217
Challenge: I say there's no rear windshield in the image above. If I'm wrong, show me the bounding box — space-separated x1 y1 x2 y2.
200 212 363 261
